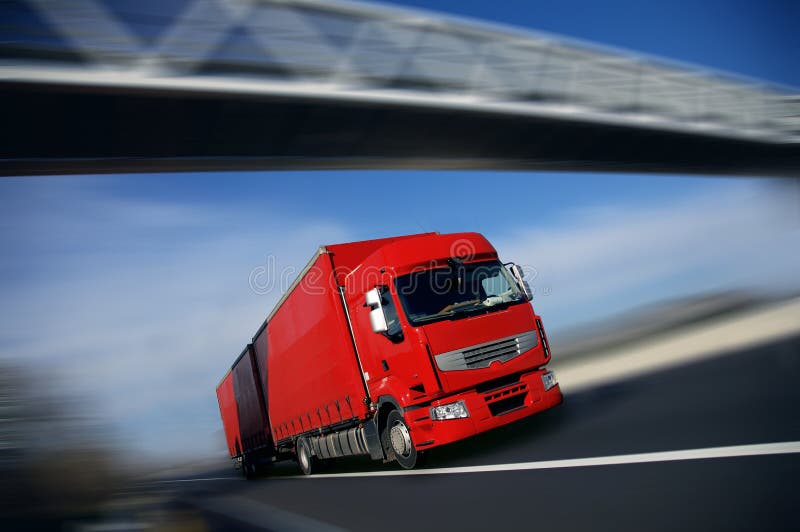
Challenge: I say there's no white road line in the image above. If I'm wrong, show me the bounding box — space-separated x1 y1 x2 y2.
154 477 240 483
156 441 800 483
304 441 800 479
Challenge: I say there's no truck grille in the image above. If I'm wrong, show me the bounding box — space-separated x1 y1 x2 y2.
434 330 538 371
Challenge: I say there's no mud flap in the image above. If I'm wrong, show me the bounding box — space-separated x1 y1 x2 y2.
363 418 385 460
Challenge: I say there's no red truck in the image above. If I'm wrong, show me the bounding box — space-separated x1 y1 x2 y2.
216 232 562 476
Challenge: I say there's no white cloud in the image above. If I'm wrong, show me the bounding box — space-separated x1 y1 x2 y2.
493 182 800 332
0 181 354 460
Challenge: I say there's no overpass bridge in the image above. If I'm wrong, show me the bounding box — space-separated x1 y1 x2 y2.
1 0 799 176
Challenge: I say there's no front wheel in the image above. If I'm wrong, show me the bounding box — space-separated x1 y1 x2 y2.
386 410 419 470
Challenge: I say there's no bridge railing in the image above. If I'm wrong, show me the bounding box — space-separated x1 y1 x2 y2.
2 0 798 143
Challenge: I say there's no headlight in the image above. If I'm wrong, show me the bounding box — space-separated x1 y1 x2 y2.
430 400 469 420
541 371 557 391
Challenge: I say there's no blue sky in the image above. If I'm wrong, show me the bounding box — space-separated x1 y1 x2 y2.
2 173 798 462
1 1 798 462
383 0 800 87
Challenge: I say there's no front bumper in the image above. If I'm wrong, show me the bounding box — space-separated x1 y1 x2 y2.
405 368 562 450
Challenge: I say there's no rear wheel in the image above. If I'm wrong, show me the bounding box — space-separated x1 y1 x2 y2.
385 410 418 470
296 437 316 476
241 455 257 480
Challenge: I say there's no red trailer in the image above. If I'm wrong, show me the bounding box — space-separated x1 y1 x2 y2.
216 232 562 476
215 344 271 477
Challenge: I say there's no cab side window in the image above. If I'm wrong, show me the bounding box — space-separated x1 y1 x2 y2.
380 286 403 339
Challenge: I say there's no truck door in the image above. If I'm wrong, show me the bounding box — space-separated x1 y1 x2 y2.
347 283 440 406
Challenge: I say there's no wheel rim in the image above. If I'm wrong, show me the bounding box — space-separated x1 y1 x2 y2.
389 420 412 457
299 445 309 470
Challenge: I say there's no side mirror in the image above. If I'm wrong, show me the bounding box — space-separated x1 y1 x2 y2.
508 263 534 301
365 287 382 308
369 307 388 333
365 287 389 334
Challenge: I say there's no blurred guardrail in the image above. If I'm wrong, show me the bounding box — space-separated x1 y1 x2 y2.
2 0 799 175
551 295 800 394
551 291 775 363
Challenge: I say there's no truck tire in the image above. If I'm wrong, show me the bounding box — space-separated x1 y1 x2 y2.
385 410 418 470
296 437 316 476
241 455 257 480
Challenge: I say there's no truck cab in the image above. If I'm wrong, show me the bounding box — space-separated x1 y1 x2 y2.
338 232 562 468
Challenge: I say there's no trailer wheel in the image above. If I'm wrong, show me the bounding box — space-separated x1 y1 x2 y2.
296 437 316 476
241 455 257 480
386 410 418 470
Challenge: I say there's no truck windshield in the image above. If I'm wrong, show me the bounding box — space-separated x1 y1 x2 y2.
394 260 526 326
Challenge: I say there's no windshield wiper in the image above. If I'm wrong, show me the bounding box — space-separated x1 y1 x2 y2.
412 312 457 324
412 297 521 325
457 301 488 312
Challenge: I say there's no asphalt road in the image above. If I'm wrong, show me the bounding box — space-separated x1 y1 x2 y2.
158 334 800 531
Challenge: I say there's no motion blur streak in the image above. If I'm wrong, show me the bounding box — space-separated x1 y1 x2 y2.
554 296 800 393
